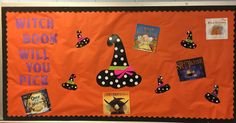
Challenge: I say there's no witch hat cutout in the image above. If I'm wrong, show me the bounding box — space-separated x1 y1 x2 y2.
155 76 171 94
96 34 142 89
104 97 128 114
180 31 197 49
205 85 220 104
62 74 77 90
75 30 90 48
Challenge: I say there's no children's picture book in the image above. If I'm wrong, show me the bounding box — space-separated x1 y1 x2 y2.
176 57 206 81
21 89 51 115
134 24 160 52
205 18 228 40
103 91 130 115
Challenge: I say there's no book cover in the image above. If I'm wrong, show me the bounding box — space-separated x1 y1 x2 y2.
103 91 130 115
21 89 51 115
205 18 228 40
134 24 160 52
176 57 206 81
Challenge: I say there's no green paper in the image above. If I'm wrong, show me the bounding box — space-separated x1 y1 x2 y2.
108 66 127 70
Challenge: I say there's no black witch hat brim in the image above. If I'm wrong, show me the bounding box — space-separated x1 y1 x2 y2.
76 38 90 48
97 69 142 89
181 40 196 49
155 84 171 94
62 82 77 90
205 93 220 104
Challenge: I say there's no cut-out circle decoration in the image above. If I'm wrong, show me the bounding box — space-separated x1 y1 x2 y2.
155 76 171 94
75 30 90 48
96 34 142 89
180 31 197 49
62 74 78 90
205 85 220 104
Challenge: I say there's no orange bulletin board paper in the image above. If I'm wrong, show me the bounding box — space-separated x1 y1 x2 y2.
2 7 235 122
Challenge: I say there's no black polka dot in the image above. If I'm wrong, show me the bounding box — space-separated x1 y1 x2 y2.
205 92 220 104
76 37 90 48
155 84 170 94
181 40 196 49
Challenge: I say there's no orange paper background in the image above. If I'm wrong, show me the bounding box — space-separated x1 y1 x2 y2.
6 11 234 119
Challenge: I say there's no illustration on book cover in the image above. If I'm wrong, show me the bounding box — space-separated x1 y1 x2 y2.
205 18 228 40
21 89 51 115
134 24 160 52
176 57 206 81
103 91 130 115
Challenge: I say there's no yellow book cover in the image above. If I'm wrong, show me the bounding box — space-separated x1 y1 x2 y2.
103 91 130 115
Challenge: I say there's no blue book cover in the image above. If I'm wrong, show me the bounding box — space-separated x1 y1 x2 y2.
176 57 206 81
21 89 51 115
134 24 160 52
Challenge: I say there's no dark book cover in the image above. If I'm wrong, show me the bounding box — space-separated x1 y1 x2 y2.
176 57 206 81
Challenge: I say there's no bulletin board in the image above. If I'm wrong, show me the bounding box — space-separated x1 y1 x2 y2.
1 4 236 122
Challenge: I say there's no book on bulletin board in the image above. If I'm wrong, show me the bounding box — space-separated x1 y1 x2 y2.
1 4 236 123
